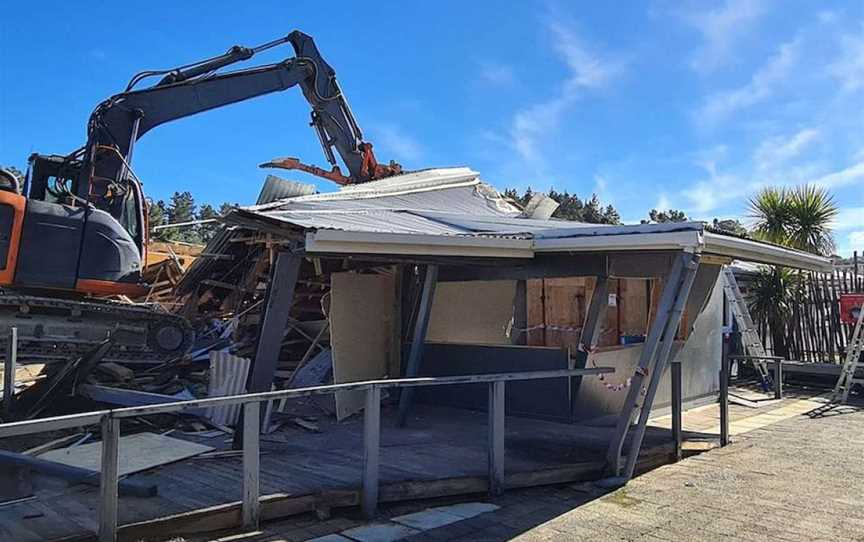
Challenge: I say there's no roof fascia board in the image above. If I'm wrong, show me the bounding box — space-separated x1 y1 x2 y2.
702 232 832 272
534 231 703 253
305 230 534 259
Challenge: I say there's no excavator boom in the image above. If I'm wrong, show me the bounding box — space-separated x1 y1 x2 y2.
1 30 400 366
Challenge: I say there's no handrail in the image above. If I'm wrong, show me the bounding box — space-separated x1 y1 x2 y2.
0 367 613 439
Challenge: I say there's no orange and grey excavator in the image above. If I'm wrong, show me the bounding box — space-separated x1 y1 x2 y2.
0 31 401 364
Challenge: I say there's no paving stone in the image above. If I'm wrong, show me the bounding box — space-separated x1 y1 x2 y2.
340 522 421 542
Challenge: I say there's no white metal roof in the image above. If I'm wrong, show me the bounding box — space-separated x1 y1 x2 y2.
232 167 832 272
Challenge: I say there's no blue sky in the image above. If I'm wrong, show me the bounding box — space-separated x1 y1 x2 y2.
1 1 862 255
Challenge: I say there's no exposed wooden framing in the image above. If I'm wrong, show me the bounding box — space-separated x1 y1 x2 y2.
621 253 700 480
397 265 439 427
362 387 381 518
98 415 120 542
670 361 682 461
242 401 261 529
3 327 17 417
487 381 505 496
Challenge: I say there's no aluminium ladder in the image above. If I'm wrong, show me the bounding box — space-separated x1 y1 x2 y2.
832 304 864 404
721 267 773 389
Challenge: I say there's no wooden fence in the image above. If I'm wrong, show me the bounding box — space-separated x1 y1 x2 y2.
755 266 863 363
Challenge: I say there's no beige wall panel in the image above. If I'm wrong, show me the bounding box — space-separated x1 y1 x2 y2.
427 280 517 345
330 272 396 420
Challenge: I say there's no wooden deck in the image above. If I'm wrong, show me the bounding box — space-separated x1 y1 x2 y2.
0 386 826 542
0 403 685 542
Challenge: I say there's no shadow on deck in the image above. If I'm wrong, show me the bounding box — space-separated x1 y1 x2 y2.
0 403 702 541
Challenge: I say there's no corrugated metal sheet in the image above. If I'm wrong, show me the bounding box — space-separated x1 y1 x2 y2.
206 350 251 426
256 175 316 205
174 166 831 272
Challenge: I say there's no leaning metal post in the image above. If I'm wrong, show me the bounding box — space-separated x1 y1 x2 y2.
604 253 686 475
621 253 700 480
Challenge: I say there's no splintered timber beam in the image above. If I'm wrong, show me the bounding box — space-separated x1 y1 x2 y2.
397 265 439 427
572 275 609 419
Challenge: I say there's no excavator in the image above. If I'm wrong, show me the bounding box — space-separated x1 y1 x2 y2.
0 31 402 364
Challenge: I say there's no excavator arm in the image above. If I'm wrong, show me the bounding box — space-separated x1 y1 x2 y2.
78 30 400 199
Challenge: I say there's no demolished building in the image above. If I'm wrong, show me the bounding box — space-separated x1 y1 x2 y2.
0 167 832 541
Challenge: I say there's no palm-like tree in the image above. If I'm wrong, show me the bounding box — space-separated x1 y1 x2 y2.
749 185 837 255
747 185 838 358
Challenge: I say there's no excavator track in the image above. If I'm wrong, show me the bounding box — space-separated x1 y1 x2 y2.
0 292 194 365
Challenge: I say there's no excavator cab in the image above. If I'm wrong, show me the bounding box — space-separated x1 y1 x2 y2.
0 153 147 296
2 29 402 300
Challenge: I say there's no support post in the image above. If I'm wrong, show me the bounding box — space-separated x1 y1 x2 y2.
605 254 686 476
621 254 700 480
98 415 120 542
397 265 438 426
572 276 609 419
242 401 261 530
362 386 381 518
234 251 301 448
670 360 682 462
488 380 505 496
247 251 303 394
773 359 783 400
3 327 17 417
720 342 730 447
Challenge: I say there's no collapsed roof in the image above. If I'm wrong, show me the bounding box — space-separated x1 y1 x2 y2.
214 167 830 272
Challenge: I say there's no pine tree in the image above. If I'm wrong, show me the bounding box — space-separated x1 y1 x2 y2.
643 209 688 223
167 191 199 243
196 203 221 244
147 199 172 241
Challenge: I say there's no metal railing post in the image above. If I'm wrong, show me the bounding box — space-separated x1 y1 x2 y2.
3 327 17 418
242 401 261 529
488 380 505 496
670 360 682 462
362 386 381 518
720 341 730 447
774 359 783 400
98 414 120 542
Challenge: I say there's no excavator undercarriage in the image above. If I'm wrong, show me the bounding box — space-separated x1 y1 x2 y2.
0 292 193 364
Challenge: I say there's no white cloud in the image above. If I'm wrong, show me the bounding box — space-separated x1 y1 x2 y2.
753 128 820 172
548 22 625 89
655 193 672 211
848 231 864 253
682 0 769 74
827 23 864 92
696 37 800 126
371 123 423 163
508 21 624 163
810 161 864 189
832 207 864 231
479 62 516 86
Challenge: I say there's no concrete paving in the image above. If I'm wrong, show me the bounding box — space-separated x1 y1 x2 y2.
509 401 864 542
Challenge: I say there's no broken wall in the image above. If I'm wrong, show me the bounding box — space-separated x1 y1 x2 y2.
572 265 724 422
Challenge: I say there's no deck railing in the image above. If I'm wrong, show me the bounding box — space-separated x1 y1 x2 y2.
0 367 613 542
